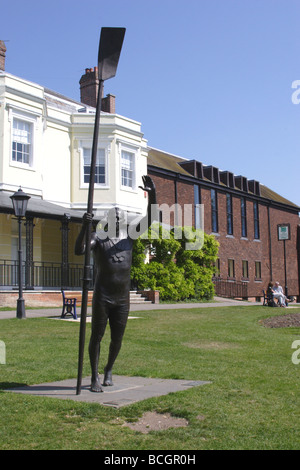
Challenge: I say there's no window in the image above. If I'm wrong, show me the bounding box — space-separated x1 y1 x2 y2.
255 261 262 280
194 185 201 229
9 109 38 169
83 148 106 185
226 193 233 235
214 258 220 277
228 259 235 278
242 260 249 279
241 197 247 237
12 118 32 165
121 150 135 188
253 202 260 239
211 189 218 233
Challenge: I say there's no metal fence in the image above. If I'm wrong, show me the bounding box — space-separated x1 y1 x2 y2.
0 260 94 289
1 260 249 298
213 277 248 299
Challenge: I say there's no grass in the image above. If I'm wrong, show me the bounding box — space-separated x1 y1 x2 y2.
0 305 300 450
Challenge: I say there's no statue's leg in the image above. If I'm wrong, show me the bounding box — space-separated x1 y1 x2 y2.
89 301 108 392
103 304 129 386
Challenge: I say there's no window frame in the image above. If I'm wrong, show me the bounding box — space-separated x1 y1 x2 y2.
226 193 233 235
79 141 109 189
253 201 260 240
121 149 135 189
255 261 262 280
194 184 201 229
214 258 221 277
211 189 218 233
242 259 249 279
241 197 247 238
118 142 138 192
9 109 38 169
228 258 235 279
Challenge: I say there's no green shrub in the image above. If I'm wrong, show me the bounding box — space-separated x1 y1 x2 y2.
131 224 219 301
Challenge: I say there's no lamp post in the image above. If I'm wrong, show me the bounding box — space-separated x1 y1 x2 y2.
10 187 31 319
278 224 290 297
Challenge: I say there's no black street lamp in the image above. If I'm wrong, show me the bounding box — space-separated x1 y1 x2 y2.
10 187 31 319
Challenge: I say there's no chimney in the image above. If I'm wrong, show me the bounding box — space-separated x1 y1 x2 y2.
79 67 99 108
79 67 116 113
0 40 7 71
101 94 116 114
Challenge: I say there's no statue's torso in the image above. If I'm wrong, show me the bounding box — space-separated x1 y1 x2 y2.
93 236 133 305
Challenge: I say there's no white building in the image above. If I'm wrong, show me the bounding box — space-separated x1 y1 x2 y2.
0 41 148 290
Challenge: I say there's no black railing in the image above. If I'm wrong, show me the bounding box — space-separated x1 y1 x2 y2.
0 260 94 289
213 277 248 299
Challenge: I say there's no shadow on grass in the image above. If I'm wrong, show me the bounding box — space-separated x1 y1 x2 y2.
0 382 28 390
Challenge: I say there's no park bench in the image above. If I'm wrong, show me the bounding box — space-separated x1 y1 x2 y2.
262 289 278 307
61 289 93 319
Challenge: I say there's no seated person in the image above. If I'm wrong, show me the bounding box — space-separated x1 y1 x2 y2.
272 281 288 307
266 282 275 306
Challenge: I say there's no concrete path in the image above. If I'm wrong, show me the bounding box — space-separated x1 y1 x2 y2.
0 296 262 320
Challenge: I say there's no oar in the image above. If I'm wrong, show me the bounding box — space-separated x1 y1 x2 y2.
76 27 126 395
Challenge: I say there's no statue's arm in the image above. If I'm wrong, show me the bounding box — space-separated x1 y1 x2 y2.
138 175 158 229
75 213 97 255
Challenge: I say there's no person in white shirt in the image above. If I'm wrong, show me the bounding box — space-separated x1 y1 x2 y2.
272 282 288 307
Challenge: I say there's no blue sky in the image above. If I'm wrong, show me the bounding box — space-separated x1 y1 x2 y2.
2 0 300 206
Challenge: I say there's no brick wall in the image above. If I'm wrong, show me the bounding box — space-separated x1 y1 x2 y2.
150 174 176 226
0 291 63 308
268 207 299 294
203 190 299 298
149 169 300 299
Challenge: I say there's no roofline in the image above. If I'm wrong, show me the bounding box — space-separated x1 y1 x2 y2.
147 164 300 214
148 146 190 162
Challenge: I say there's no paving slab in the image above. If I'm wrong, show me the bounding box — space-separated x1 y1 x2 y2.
6 375 211 408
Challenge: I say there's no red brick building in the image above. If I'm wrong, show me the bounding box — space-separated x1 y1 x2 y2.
147 148 300 300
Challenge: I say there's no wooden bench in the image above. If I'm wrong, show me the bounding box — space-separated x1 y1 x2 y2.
61 290 93 319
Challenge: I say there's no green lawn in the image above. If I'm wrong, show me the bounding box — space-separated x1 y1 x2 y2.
0 305 299 450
